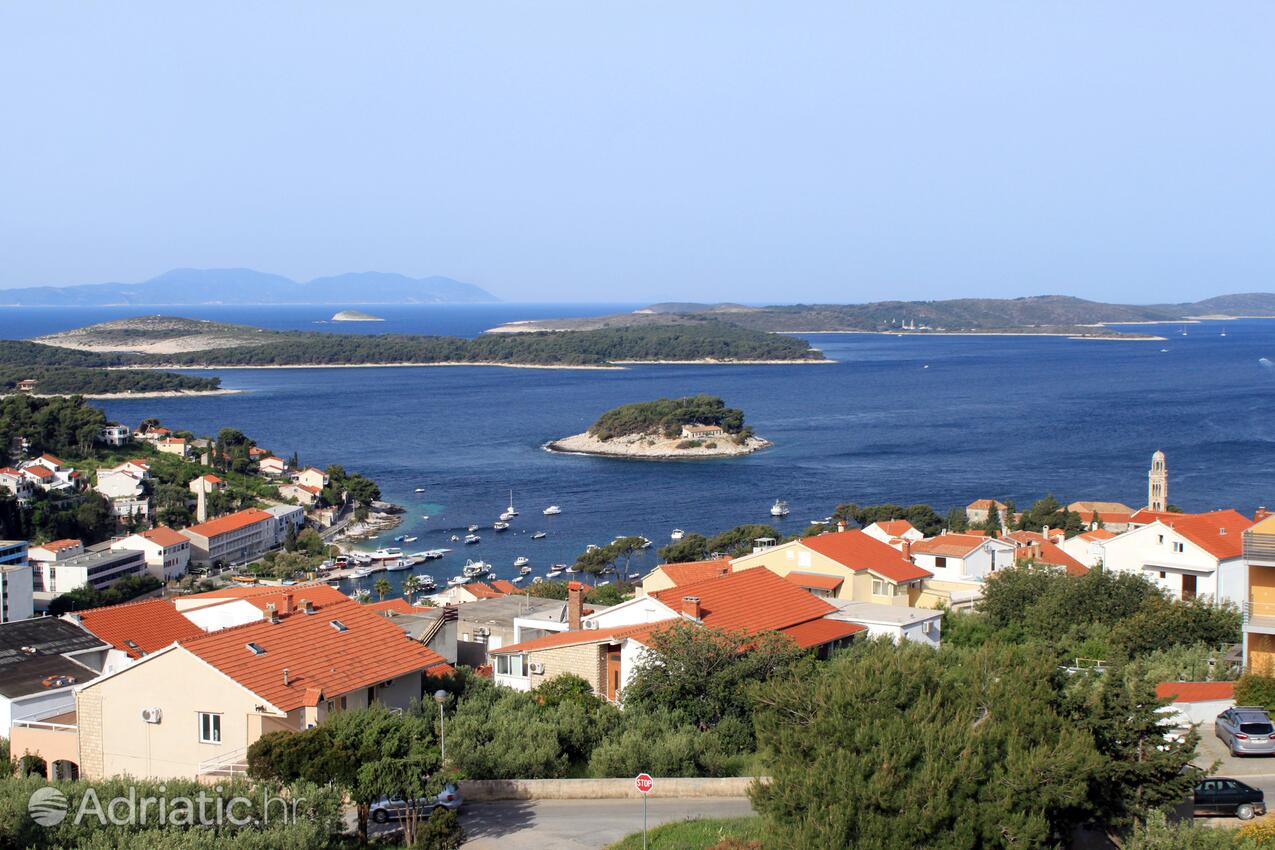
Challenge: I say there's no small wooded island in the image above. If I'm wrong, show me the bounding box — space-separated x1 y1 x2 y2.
547 395 772 459
331 310 384 322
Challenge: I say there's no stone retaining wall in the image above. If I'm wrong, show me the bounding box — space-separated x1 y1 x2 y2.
458 777 760 801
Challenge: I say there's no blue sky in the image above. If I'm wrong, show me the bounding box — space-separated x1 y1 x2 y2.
1 2 1272 303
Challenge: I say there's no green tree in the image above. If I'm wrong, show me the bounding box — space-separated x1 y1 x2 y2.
402 574 423 599
373 578 392 600
945 506 968 533
657 533 709 563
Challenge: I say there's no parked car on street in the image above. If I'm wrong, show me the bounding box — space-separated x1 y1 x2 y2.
1194 777 1267 820
369 784 463 823
1216 706 1275 756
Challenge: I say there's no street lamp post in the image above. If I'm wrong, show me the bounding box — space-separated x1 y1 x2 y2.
433 689 449 765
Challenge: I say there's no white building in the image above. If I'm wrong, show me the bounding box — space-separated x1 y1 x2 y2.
180 508 278 567
264 504 306 544
826 600 941 647
1098 510 1250 604
97 425 131 447
861 520 925 548
1060 528 1115 568
0 541 33 623
111 526 191 581
909 533 1016 583
20 455 77 494
296 467 329 491
0 467 35 506
30 547 149 611
94 466 151 523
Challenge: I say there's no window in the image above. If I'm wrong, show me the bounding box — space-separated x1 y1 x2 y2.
871 579 890 597
922 620 933 634
1173 542 1185 553
496 654 527 677
935 557 947 569
1157 534 1164 544
1159 571 1166 579
198 712 221 744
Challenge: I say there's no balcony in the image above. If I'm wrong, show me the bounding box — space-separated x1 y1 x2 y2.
10 712 80 779
1244 601 1275 635
1244 531 1275 565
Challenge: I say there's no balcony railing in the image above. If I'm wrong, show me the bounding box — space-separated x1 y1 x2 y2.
1244 601 1275 623
1244 532 1275 563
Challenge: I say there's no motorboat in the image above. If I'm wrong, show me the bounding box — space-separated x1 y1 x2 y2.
670 529 685 541
350 568 372 579
350 553 372 565
499 511 515 522
514 556 530 568
385 559 412 572
415 487 427 493
393 535 407 543
519 564 533 575
370 547 404 560
462 559 489 577
543 505 562 516
464 534 481 545
468 524 480 533
531 531 547 540
403 536 418 543
327 579 343 588
531 576 544 584
421 515 430 520
450 535 461 543
493 521 510 532
565 564 578 573
770 499 790 517
447 575 469 586
512 575 525 584
638 536 652 549
586 543 599 553
484 571 497 580
546 568 563 579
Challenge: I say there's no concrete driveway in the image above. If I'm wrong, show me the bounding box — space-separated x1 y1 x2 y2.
458 797 754 850
1192 723 1275 826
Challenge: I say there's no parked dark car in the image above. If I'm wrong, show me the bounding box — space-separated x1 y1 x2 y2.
1194 777 1267 820
1216 706 1275 756
369 783 463 823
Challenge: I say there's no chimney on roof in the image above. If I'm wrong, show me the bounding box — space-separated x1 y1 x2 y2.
837 521 846 533
567 581 584 630
283 668 290 686
1042 525 1050 540
281 593 293 616
682 596 702 620
901 539 912 561
265 602 279 624
300 598 314 615
1258 507 1272 523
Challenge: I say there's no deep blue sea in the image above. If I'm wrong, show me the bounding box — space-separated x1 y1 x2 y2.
6 304 1275 593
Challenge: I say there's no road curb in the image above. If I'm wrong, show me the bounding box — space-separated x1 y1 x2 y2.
458 777 763 801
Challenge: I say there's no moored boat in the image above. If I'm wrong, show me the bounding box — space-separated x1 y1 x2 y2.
514 556 530 568
465 534 481 545
670 528 685 540
543 505 562 515
531 531 547 540
770 499 790 517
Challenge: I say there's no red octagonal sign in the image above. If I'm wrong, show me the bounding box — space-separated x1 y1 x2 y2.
635 773 654 794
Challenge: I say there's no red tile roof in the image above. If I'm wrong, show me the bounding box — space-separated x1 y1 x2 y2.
24 465 54 479
0 467 20 476
35 538 81 552
181 582 348 612
1097 511 1133 525
779 619 865 648
490 580 519 595
874 519 917 537
183 508 275 539
140 526 188 548
365 599 416 615
39 453 64 466
196 474 223 484
798 531 932 583
1015 540 1089 576
653 567 836 633
1155 681 1235 703
967 499 1006 510
784 572 845 592
180 599 451 711
1132 509 1252 559
1078 529 1116 541
464 582 506 600
76 598 204 659
653 558 732 586
911 533 993 559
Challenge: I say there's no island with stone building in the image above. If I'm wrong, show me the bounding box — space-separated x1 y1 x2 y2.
545 395 772 459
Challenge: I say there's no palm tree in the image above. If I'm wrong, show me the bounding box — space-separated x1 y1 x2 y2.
351 588 371 603
373 578 392 601
402 575 422 600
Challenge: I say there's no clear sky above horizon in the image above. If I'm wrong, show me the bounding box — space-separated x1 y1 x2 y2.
2 3 1272 304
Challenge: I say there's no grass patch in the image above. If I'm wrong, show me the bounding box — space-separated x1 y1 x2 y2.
605 816 763 850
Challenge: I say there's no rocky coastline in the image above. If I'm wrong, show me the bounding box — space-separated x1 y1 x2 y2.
545 430 772 460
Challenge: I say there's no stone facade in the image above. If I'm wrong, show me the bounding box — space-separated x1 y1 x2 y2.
75 692 104 778
530 643 607 695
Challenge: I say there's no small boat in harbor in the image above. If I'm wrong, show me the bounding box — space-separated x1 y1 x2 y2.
513 575 525 584
493 521 510 532
463 559 489 577
418 575 436 589
514 556 530 568
370 547 404 560
403 535 418 543
585 543 599 553
465 534 481 545
393 535 407 543
350 568 372 579
670 529 685 540
450 534 461 542
770 499 790 517
415 487 427 493
468 524 480 533
546 568 563 579
385 559 412 572
447 575 469 586
499 511 515 522
519 564 533 575
531 576 544 584
543 505 562 516
327 579 343 588
531 531 547 540
565 564 578 574
505 490 519 517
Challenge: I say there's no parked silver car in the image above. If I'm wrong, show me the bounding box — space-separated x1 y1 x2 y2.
369 783 463 824
1216 706 1275 756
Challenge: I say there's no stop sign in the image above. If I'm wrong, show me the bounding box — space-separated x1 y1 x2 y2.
635 773 654 794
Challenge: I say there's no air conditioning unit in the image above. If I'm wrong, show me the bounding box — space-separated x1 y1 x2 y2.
141 707 162 724
528 661 545 675
583 621 598 629
477 627 490 637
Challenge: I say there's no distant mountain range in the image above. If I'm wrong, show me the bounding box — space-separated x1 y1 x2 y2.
0 268 499 306
492 293 1275 336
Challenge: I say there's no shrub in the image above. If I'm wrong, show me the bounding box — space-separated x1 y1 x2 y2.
415 807 466 850
1234 673 1275 712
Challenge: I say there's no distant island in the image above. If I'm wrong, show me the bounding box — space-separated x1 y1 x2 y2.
331 310 384 322
546 395 772 459
25 315 828 370
0 267 499 306
487 293 1275 338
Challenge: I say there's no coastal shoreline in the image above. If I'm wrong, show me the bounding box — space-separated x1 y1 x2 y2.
25 388 244 400
777 330 1165 340
112 361 624 372
544 431 773 460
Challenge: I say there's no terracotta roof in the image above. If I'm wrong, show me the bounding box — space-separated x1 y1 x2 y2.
779 619 865 648
75 598 204 659
911 533 992 559
140 526 188 548
490 580 519 595
23 465 54 479
1069 501 1134 515
365 599 416 615
1155 681 1235 703
653 567 837 633
1133 510 1252 560
161 437 187 445
183 508 275 539
35 538 81 552
798 531 932 582
39 453 64 466
1078 529 1116 541
190 583 349 613
196 474 223 484
653 558 732 586
464 583 506 600
1096 512 1134 525
180 599 451 711
0 467 20 476
874 520 917 537
784 572 845 591
1015 540 1089 577
967 499 1006 510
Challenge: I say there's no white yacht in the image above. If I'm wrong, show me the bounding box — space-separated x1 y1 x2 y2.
350 567 372 579
512 575 526 584
546 568 564 579
370 547 404 560
402 536 417 543
415 487 427 493
493 521 510 532
514 556 530 568
770 499 790 517
468 524 480 533
447 575 469 586
543 505 562 516
462 559 489 577
385 559 412 572
499 511 515 522
519 564 533 575
670 528 685 541
531 531 547 540
464 534 481 545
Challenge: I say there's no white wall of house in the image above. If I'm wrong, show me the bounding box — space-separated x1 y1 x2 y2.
1099 524 1240 604
584 597 676 629
862 524 924 546
1060 536 1106 568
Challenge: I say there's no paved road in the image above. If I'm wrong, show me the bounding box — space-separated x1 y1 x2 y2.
458 797 754 850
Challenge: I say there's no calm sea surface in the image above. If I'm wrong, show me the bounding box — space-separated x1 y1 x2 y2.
6 304 1275 592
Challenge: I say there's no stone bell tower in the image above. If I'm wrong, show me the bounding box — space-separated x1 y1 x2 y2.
1148 450 1167 512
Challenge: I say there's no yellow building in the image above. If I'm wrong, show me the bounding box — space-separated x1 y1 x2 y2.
1244 514 1275 673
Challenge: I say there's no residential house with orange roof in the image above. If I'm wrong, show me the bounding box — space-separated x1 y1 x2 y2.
1060 528 1116 568
908 533 1016 609
94 463 150 524
172 583 349 632
278 481 322 507
430 579 520 606
155 437 190 458
490 571 864 702
69 597 207 675
258 456 287 477
0 467 35 506
965 499 1009 526
180 508 278 566
1003 532 1089 576
638 558 731 596
1238 515 1275 673
67 597 452 780
296 467 329 491
728 529 931 606
861 519 925 548
1100 509 1252 604
19 456 77 494
110 526 191 580
188 473 226 496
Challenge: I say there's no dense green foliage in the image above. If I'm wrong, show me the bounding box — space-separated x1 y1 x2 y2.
1234 672 1275 711
831 502 946 536
0 365 221 395
588 394 749 441
605 817 764 850
751 639 1199 850
656 524 780 562
0 394 108 457
46 574 163 615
